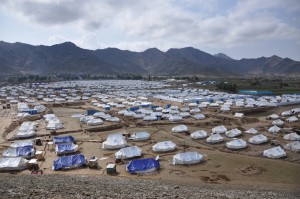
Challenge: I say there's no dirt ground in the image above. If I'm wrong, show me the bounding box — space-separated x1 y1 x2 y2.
1 100 300 191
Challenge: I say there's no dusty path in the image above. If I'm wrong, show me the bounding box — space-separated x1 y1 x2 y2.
0 173 299 199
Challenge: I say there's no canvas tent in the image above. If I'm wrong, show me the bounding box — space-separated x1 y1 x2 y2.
190 130 208 139
115 146 142 159
53 154 87 171
10 139 34 148
284 141 300 152
206 133 224 144
244 128 257 134
55 143 79 155
212 125 227 134
102 133 127 149
225 128 242 138
129 131 150 141
3 145 35 159
248 134 268 144
126 158 160 174
53 135 75 144
226 139 247 149
283 132 300 141
0 157 29 171
152 141 176 152
263 146 286 159
172 125 188 133
172 151 203 165
268 126 281 134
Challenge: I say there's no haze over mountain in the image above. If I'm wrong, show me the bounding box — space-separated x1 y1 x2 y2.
0 41 299 77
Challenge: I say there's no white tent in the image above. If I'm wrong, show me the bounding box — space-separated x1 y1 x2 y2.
129 131 150 141
87 118 103 126
46 120 64 130
234 113 244 118
102 133 128 149
267 114 280 120
143 115 157 121
172 125 188 133
80 116 94 123
281 111 292 116
172 151 203 165
0 157 29 171
286 116 299 123
152 141 176 152
10 140 34 148
206 133 224 144
190 108 201 114
283 132 300 141
225 128 242 138
268 126 281 134
263 146 286 158
284 141 300 152
169 115 182 122
244 128 257 134
180 112 190 118
115 146 142 159
248 134 268 144
193 114 205 120
190 130 208 139
291 108 300 114
272 119 284 126
3 147 35 159
212 125 227 134
226 139 247 149
15 130 36 138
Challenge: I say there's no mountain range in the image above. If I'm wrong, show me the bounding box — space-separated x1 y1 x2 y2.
0 41 299 77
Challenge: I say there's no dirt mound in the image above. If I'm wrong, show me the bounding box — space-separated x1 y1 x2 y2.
239 165 266 176
201 174 230 184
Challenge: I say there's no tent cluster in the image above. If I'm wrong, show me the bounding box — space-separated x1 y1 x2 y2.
44 114 64 130
15 122 38 138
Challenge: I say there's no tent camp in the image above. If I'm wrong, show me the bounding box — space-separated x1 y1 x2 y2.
129 131 150 141
53 135 75 144
0 157 29 171
2 145 35 159
53 154 87 171
248 134 268 144
126 158 160 174
226 139 247 149
286 116 299 123
190 130 208 139
115 146 142 159
172 151 203 165
55 143 79 155
263 146 286 159
152 141 176 152
102 133 127 149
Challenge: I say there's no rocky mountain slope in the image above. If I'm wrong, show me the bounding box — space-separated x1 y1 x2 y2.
0 41 299 76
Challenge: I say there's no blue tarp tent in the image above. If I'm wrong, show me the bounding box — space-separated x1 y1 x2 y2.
56 143 78 155
53 135 75 144
16 145 34 157
126 158 160 174
53 154 86 171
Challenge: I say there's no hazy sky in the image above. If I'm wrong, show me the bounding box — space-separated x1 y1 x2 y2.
1 0 300 60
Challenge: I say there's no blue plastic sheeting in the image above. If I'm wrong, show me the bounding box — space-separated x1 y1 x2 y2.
87 110 97 115
56 143 76 154
53 154 86 171
16 145 33 157
239 90 273 95
53 135 75 144
126 158 160 174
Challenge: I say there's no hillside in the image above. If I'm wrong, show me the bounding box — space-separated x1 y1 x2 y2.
0 41 299 76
